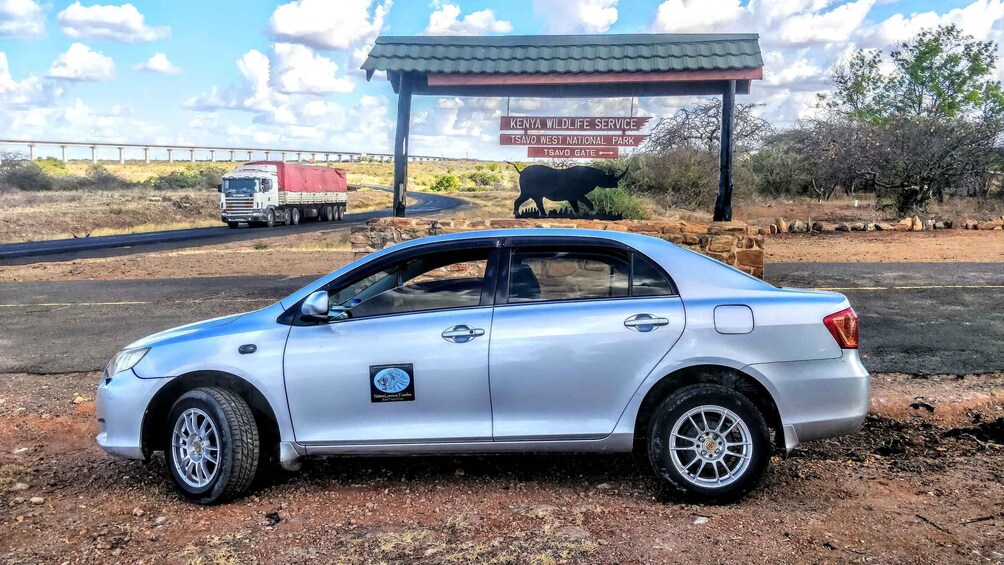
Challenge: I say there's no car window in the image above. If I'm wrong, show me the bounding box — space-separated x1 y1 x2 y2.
508 248 629 303
331 248 490 319
632 254 674 297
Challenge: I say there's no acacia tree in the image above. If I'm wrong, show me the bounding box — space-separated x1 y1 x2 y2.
644 99 772 154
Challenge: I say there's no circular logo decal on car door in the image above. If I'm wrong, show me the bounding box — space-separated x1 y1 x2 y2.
373 367 411 394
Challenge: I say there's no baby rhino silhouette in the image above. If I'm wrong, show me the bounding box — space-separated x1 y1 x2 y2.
509 163 628 216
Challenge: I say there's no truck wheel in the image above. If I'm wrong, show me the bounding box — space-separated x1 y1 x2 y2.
323 206 333 222
265 209 275 228
165 387 260 505
647 384 771 504
290 207 301 225
336 205 345 221
227 222 240 229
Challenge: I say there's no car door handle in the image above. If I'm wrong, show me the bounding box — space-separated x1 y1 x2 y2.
442 325 485 343
624 314 670 332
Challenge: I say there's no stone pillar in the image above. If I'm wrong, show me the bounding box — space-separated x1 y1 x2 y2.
229 150 235 162
28 144 35 161
296 152 302 162
143 147 150 163
118 147 125 164
167 148 173 163
247 151 253 161
60 145 67 162
281 152 286 162
190 149 196 163
265 151 270 160
91 146 98 164
210 149 216 162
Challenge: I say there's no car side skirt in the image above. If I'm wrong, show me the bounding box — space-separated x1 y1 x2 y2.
296 433 636 456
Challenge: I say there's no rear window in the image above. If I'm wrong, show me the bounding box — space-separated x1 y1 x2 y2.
632 254 674 297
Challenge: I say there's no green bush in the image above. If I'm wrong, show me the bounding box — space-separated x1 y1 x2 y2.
428 173 461 192
34 157 71 176
1 162 54 191
586 187 650 219
144 166 227 191
467 163 504 188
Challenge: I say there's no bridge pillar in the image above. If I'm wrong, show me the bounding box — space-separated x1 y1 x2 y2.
190 149 196 163
265 151 270 160
311 153 316 162
118 147 125 164
210 149 216 162
229 150 235 162
28 144 35 161
247 151 253 161
60 145 67 162
167 148 173 163
91 146 97 164
296 152 302 162
143 147 150 163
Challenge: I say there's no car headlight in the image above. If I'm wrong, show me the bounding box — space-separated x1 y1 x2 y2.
106 347 150 376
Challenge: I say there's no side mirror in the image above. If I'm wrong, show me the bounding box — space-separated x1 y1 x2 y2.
216 183 223 193
300 290 330 320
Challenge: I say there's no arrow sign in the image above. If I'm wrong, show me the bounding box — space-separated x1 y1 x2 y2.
527 147 619 159
501 134 647 147
501 116 652 131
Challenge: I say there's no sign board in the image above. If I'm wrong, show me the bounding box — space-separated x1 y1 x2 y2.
501 134 647 147
501 116 652 132
527 147 619 159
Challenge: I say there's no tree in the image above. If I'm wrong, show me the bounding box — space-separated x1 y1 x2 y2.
644 99 772 154
825 24 1004 121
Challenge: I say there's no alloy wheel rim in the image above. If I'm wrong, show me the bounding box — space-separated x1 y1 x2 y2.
171 408 220 488
668 405 752 488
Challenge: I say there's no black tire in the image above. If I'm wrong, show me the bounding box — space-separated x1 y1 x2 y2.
164 387 260 505
290 207 301 225
336 205 345 221
647 384 771 504
265 209 275 228
227 222 240 229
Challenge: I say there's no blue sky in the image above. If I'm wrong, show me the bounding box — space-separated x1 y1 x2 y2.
1 0 1002 161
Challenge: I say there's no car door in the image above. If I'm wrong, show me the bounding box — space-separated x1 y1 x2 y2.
488 239 685 440
283 242 499 445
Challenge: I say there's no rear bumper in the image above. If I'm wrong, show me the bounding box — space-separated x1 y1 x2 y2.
95 369 168 460
745 349 870 451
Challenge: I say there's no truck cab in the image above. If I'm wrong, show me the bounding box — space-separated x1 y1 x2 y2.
220 163 281 227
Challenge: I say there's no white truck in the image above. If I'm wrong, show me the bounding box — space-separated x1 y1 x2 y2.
220 161 348 228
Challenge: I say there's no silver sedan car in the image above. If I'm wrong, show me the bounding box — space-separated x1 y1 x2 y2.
96 229 868 504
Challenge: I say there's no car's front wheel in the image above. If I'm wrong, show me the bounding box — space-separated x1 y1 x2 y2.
165 387 259 504
647 384 770 504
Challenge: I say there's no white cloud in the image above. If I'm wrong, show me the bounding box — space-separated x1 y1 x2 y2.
0 98 164 143
0 51 53 107
57 2 169 43
652 0 743 33
857 0 1004 47
133 53 181 75
777 0 876 46
268 0 391 50
271 43 354 94
47 43 115 81
534 0 619 33
425 3 513 35
0 0 44 37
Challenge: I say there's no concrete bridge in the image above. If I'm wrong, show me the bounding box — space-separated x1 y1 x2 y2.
0 139 447 164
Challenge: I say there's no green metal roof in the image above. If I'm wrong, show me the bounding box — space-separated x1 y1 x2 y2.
362 34 762 76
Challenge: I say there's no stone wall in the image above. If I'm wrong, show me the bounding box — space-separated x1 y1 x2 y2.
350 217 765 278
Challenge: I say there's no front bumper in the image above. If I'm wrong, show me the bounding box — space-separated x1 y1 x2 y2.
222 209 265 222
746 349 870 451
95 369 169 460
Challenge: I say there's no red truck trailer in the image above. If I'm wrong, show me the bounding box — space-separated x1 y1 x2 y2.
220 161 349 228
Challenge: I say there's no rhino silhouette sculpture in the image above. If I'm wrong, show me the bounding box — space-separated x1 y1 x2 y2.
509 163 627 216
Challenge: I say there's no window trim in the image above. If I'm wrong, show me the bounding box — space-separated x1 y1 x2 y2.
496 238 678 307
279 238 501 326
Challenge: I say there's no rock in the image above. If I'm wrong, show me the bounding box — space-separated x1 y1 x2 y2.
775 217 788 233
895 218 913 231
595 483 612 490
12 447 27 455
850 222 866 231
911 216 923 231
978 220 1003 230
11 496 24 505
693 516 710 525
132 507 144 517
865 223 876 231
874 223 895 231
966 220 979 229
558 525 591 540
154 516 167 526
791 219 807 233
811 221 825 232
10 483 29 492
835 223 850 232
950 217 965 229
29 497 44 505
72 395 88 405
925 220 935 230
934 221 945 229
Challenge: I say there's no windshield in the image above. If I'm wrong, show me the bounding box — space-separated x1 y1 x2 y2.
223 178 258 197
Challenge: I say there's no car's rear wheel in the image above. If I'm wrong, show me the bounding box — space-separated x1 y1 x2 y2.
165 387 259 505
647 384 770 504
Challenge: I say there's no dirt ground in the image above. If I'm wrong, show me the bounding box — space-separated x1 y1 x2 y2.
0 372 1001 564
2 229 1003 283
0 188 396 244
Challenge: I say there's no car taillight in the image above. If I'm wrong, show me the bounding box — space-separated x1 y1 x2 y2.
823 308 859 349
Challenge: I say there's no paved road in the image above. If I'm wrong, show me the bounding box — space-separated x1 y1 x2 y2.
0 189 465 264
1 262 1001 375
